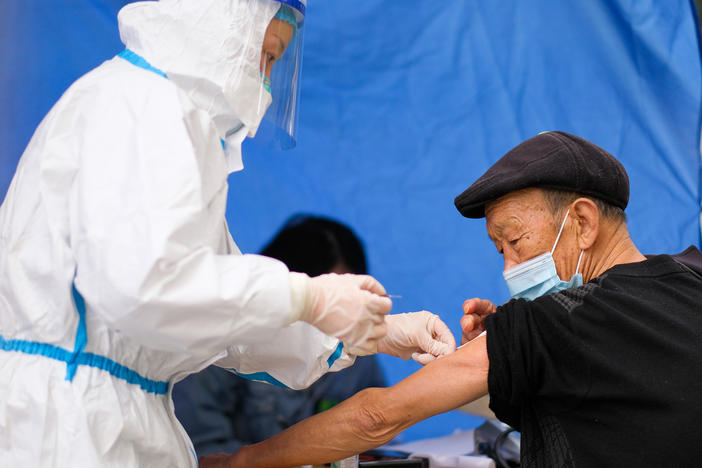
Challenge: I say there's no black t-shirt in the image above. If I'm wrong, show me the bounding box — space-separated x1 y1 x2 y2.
485 248 702 467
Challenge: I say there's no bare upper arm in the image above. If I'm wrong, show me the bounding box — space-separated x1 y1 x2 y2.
371 335 490 434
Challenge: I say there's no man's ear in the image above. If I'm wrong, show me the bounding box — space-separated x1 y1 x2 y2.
571 198 599 250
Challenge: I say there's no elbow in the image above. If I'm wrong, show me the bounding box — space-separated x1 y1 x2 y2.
350 388 407 446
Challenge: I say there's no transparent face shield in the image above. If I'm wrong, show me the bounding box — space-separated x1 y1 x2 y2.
253 0 306 150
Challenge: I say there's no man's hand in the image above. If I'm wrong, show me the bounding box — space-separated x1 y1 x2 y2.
460 298 496 344
375 311 456 364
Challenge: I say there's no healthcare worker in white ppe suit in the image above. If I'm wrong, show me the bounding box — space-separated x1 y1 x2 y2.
0 0 457 466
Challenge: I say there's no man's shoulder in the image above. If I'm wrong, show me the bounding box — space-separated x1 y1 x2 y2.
544 282 599 313
536 246 702 320
670 245 702 277
493 281 600 316
591 245 702 282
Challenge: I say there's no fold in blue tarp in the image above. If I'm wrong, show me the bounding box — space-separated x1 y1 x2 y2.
1 0 700 440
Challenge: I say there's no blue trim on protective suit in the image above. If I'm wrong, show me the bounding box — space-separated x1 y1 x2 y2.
0 284 169 395
117 49 167 78
230 341 345 389
0 333 169 394
327 341 344 367
66 284 87 380
0 337 72 363
74 351 168 394
232 370 289 388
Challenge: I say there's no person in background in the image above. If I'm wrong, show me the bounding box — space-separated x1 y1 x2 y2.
173 215 387 457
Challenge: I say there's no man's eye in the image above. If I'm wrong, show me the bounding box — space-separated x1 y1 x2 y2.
267 53 276 63
509 238 520 246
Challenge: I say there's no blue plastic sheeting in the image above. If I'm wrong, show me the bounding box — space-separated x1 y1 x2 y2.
1 0 701 442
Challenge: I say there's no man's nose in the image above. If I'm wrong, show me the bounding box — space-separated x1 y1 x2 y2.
503 257 518 271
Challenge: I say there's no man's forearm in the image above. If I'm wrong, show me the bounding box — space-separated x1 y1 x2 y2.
227 336 490 468
233 387 403 467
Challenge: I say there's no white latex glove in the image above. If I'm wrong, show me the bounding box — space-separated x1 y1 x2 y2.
289 272 392 355
377 311 457 365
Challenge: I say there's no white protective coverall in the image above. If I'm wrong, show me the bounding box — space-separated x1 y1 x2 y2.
0 1 357 466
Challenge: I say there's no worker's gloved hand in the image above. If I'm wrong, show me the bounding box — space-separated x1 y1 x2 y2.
289 272 392 355
376 311 456 365
460 297 496 344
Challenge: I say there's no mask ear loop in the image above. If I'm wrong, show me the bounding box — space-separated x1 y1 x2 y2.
551 210 570 255
575 249 584 275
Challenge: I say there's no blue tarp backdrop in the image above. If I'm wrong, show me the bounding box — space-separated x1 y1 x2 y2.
1 1 701 441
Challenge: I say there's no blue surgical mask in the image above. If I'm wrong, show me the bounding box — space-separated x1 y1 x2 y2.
502 210 584 301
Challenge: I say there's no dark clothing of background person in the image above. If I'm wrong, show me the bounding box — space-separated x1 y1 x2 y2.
486 247 702 468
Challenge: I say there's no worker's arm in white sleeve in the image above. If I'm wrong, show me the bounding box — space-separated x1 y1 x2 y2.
68 70 293 357
215 321 355 390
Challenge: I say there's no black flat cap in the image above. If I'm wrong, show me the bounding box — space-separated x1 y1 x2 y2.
454 131 629 218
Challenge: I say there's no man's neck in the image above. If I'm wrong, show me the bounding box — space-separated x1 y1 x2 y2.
585 222 646 282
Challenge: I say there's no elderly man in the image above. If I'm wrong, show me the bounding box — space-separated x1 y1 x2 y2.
201 131 702 468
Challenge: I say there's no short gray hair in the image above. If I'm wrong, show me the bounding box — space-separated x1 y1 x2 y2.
540 188 627 225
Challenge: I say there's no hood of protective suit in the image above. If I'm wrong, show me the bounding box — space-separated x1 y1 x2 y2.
118 0 279 171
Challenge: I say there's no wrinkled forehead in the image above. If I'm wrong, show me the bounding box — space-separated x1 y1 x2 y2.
485 188 552 235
